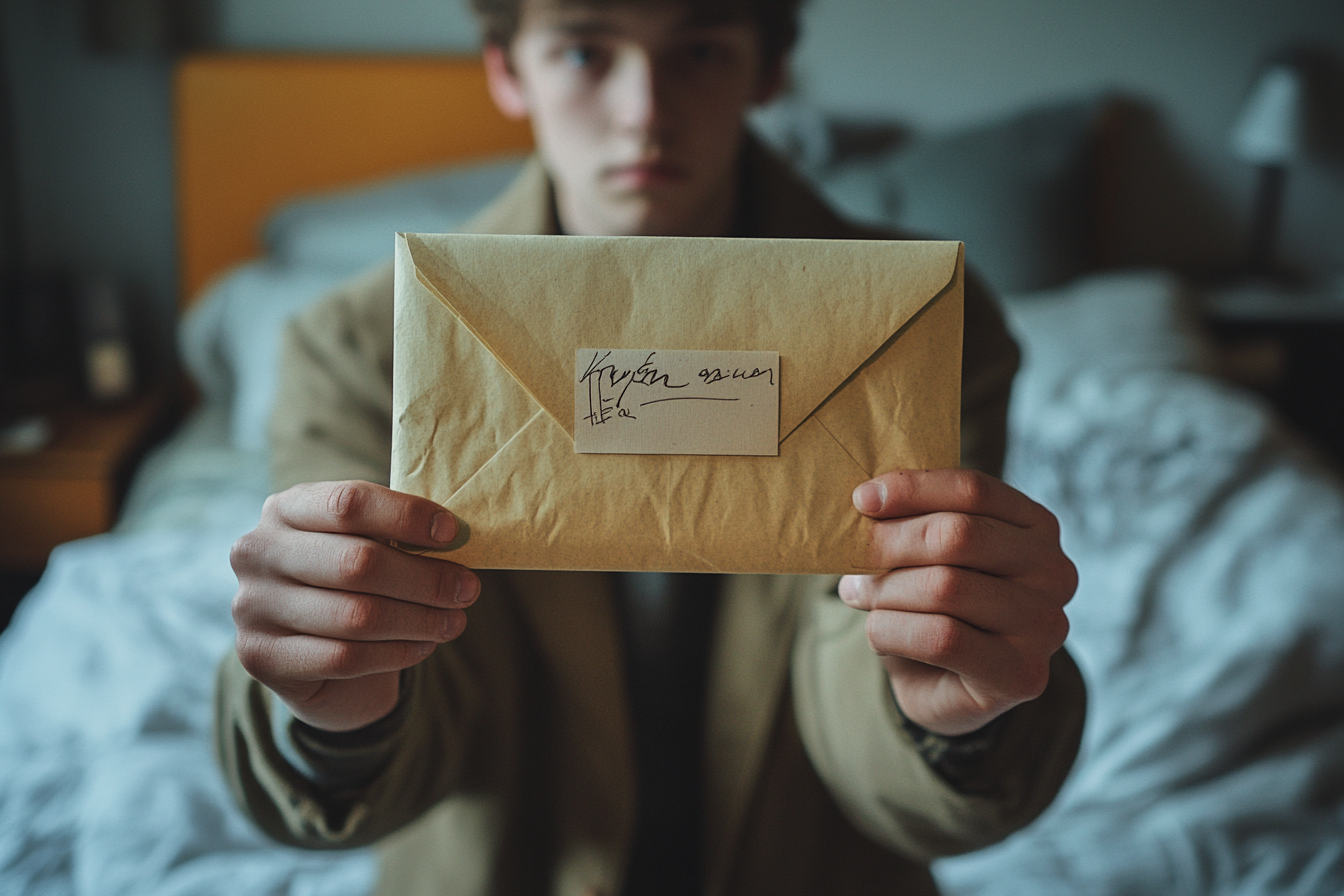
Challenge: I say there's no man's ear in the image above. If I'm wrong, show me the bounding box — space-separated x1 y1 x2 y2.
753 54 790 106
483 43 530 120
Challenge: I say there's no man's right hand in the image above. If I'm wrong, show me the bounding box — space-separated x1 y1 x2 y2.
229 481 480 733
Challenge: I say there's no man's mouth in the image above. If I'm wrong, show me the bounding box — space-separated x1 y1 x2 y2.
603 159 690 190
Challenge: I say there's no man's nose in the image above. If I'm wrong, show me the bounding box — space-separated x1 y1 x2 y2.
609 50 665 134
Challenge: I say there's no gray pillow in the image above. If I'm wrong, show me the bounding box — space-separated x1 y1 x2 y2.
262 154 526 271
818 99 1107 295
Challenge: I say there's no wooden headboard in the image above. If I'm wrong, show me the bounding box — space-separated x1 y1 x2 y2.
173 54 534 306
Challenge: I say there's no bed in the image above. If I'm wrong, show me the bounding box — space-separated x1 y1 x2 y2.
2 55 1343 896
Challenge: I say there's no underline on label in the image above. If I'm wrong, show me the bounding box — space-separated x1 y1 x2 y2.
638 396 742 407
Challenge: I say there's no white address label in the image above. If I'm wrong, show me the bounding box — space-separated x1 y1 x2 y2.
574 348 779 456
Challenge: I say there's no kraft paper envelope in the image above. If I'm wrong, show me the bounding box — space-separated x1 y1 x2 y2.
391 233 963 575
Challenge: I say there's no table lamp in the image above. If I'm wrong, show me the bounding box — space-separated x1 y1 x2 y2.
1229 62 1307 278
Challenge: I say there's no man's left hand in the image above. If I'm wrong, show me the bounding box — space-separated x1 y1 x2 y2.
839 469 1077 737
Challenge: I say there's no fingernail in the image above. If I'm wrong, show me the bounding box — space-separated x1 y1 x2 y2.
431 512 456 544
853 481 886 515
456 572 481 605
837 577 859 606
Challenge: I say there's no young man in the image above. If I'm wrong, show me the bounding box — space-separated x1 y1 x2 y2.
216 1 1086 894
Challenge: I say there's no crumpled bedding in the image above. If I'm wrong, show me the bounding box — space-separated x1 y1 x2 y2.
935 277 1344 894
1 272 1342 894
0 407 378 895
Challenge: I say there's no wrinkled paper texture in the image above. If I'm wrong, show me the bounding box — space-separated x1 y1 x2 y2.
392 233 963 574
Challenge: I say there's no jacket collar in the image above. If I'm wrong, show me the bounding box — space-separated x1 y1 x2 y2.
461 156 562 236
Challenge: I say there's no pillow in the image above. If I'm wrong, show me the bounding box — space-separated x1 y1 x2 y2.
263 154 526 271
180 154 525 451
998 269 1214 397
816 99 1109 295
748 95 836 179
179 261 358 452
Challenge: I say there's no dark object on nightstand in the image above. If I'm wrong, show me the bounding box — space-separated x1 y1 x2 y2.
0 570 40 634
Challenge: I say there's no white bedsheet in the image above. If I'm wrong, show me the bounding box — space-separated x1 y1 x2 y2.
935 276 1344 894
0 407 377 895
1 271 1342 894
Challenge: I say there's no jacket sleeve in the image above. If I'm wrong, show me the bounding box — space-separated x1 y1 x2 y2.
790 589 1086 861
268 262 398 490
789 271 1084 860
958 266 1020 479
213 569 528 849
215 262 534 849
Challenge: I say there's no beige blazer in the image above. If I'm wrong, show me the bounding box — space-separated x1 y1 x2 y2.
215 139 1085 896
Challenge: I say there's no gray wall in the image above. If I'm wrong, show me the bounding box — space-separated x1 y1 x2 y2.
792 0 1344 277
4 0 1343 377
216 0 478 52
2 0 177 375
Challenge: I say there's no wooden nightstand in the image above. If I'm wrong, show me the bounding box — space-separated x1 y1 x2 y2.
0 393 173 573
1199 280 1344 467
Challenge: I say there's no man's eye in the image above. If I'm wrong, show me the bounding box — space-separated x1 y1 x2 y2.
683 40 730 66
563 45 603 68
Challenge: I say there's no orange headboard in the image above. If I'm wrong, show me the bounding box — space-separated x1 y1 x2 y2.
174 54 534 305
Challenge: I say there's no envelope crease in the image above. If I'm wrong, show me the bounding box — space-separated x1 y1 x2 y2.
394 234 964 574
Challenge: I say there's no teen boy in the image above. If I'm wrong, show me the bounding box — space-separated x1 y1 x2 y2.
216 1 1086 894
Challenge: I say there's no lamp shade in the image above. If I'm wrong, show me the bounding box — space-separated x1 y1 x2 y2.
1230 64 1307 165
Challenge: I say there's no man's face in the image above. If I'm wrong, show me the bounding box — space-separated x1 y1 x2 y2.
484 1 781 237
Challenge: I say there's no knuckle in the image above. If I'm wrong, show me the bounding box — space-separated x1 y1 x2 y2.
326 481 364 526
228 537 250 575
1039 506 1062 537
260 492 282 522
234 632 271 678
929 512 977 560
922 616 964 663
1058 557 1080 601
229 531 264 575
324 640 361 678
1045 611 1071 650
230 586 257 627
337 595 385 638
1016 659 1052 702
955 470 991 508
338 541 380 584
924 565 965 607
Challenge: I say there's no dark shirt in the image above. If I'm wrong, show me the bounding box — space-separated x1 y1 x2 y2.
614 572 719 896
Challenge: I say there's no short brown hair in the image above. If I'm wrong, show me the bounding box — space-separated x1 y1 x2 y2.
467 0 806 68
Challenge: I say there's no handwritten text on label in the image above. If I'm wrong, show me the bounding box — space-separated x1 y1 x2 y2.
574 349 780 456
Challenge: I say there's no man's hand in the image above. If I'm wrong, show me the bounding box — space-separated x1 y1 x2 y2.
229 481 480 733
839 470 1076 737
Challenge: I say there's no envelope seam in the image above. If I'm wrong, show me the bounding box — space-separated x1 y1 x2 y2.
782 276 957 445
811 415 874 481
445 408 548 505
410 241 572 439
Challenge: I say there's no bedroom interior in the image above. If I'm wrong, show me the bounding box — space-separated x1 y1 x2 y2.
2 0 1344 893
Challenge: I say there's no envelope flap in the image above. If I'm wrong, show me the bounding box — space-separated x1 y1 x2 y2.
404 233 961 442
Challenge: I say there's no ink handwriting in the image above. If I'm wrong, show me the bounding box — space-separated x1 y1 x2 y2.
580 350 691 426
698 365 776 386
574 348 780 454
